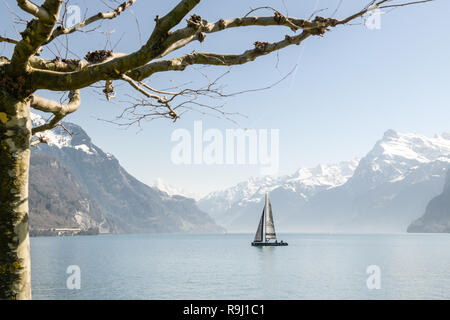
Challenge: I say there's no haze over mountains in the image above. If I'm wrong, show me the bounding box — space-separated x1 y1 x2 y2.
198 160 360 231
30 112 450 234
30 113 224 235
199 130 450 233
408 170 450 233
153 178 203 201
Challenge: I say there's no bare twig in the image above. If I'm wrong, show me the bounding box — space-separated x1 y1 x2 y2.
0 36 18 44
46 0 136 43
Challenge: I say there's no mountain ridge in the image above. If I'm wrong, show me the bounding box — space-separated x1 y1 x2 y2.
199 129 450 232
30 113 224 235
198 159 360 231
408 170 450 233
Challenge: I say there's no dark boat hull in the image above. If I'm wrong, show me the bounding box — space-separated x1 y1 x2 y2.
251 241 288 246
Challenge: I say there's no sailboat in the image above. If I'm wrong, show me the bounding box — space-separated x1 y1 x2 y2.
251 193 288 246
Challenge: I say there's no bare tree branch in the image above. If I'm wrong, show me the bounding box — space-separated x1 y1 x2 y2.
29 56 87 72
30 133 49 146
46 0 136 43
0 36 18 44
30 0 202 90
129 32 311 80
106 66 295 127
10 0 63 74
31 89 80 134
16 0 50 20
28 0 432 92
159 11 336 59
378 0 433 9
121 74 179 121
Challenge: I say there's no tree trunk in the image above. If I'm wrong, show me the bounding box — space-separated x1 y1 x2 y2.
0 88 32 300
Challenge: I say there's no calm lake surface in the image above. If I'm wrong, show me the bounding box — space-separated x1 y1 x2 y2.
30 233 450 299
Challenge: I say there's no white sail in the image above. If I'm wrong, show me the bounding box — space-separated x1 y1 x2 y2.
264 193 276 240
253 209 264 242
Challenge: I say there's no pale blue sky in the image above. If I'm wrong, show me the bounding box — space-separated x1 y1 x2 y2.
2 0 449 195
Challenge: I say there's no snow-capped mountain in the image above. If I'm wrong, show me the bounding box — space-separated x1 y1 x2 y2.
153 178 203 200
348 130 450 191
198 159 360 231
199 130 450 232
294 130 450 232
30 113 224 234
31 112 110 156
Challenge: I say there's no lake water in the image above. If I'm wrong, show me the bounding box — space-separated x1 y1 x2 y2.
30 233 450 299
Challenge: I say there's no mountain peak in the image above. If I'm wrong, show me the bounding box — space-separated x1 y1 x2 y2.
31 112 96 155
290 159 360 188
440 132 450 140
376 130 450 162
153 178 203 200
349 130 450 191
383 129 398 139
199 158 361 220
30 116 224 234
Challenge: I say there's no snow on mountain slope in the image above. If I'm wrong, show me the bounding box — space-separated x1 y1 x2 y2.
295 130 450 232
31 112 98 154
199 129 450 232
153 178 203 200
379 130 450 162
30 113 224 234
198 159 360 228
201 160 359 205
283 160 360 195
348 130 450 191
